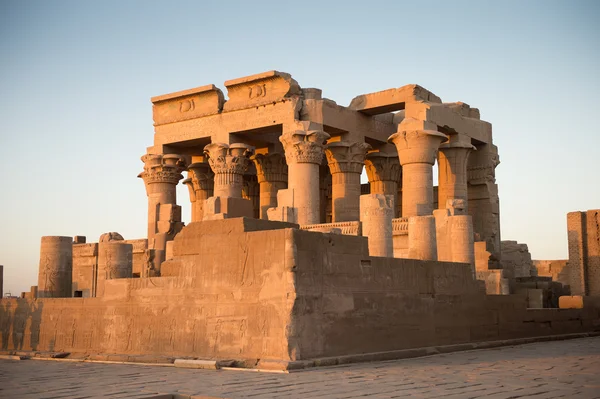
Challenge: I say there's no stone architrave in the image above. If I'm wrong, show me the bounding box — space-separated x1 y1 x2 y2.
364 152 401 218
360 194 394 257
325 142 371 222
251 153 288 219
279 128 330 225
204 143 254 198
183 162 214 222
37 236 73 298
138 154 186 243
438 142 475 211
388 129 447 217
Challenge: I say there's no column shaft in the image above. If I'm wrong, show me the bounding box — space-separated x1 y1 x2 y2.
438 144 474 210
289 162 321 225
402 163 434 217
331 172 362 222
38 236 73 298
259 181 286 219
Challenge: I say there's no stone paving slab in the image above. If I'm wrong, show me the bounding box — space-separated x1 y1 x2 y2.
0 337 599 398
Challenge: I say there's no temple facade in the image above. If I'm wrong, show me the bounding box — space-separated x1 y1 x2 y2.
1 71 598 369
138 70 501 276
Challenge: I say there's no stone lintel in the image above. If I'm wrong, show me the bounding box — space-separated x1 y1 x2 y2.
123 239 149 254
349 84 442 115
444 102 481 120
152 84 225 126
73 243 98 257
223 70 302 112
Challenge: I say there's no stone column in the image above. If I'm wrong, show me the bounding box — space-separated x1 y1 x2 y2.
449 215 475 273
325 142 371 222
138 154 186 242
280 129 330 225
467 145 501 267
242 173 260 219
0 265 3 298
37 236 73 298
360 194 393 257
183 162 214 222
364 152 401 218
408 216 437 261
319 163 332 223
388 130 447 217
204 143 254 198
438 142 475 211
96 242 133 297
251 153 288 219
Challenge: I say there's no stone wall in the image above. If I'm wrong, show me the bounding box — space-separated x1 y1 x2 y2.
568 210 600 296
72 243 97 297
1 219 599 364
533 260 569 288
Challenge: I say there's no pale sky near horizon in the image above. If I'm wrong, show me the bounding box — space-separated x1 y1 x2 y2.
0 0 599 296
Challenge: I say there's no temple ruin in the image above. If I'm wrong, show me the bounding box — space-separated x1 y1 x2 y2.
1 71 599 369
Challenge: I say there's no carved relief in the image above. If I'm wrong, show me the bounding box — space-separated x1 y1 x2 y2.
179 99 195 113
248 84 267 99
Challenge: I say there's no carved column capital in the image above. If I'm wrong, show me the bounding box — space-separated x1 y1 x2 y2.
204 143 254 176
325 142 371 174
204 143 254 198
280 130 330 164
467 150 500 185
251 152 288 183
364 152 401 183
187 162 215 191
138 154 186 188
388 130 447 165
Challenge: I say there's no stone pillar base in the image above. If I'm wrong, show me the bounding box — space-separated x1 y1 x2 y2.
203 196 254 220
360 194 393 257
408 215 437 261
266 188 298 223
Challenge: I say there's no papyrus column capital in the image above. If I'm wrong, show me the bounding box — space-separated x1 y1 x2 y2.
388 130 447 165
280 130 330 164
204 143 254 176
325 141 371 174
138 154 186 188
187 162 215 191
364 152 401 183
251 152 288 183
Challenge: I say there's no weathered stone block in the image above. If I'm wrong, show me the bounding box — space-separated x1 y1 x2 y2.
152 84 224 125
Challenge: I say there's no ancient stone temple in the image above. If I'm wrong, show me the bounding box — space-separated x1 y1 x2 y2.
1 71 599 369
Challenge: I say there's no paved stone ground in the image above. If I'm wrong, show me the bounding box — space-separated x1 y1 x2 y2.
1 337 599 399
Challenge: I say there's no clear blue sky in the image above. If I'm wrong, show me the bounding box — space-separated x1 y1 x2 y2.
1 0 598 295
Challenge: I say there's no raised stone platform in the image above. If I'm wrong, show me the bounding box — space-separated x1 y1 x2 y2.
1 218 599 368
